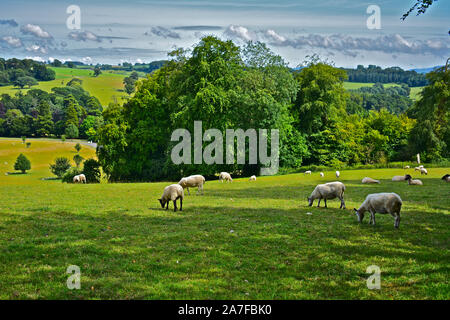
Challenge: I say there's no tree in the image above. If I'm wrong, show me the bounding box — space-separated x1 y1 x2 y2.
26 142 31 148
73 154 84 168
402 0 436 20
93 66 102 77
14 153 31 173
61 135 66 143
49 157 71 178
83 158 101 183
65 123 79 139
14 76 38 89
35 100 53 137
74 143 82 153
123 76 136 95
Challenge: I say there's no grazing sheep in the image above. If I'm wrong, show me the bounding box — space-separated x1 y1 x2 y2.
354 193 402 228
219 172 233 183
178 175 205 195
73 174 86 184
419 168 428 175
335 171 340 178
249 175 256 181
320 172 324 177
158 184 184 212
304 170 312 175
308 181 346 209
442 174 450 182
404 165 410 169
362 177 380 184
405 174 423 186
392 175 407 181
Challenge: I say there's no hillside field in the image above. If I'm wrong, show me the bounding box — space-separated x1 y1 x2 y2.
0 67 136 106
343 82 424 100
0 138 448 299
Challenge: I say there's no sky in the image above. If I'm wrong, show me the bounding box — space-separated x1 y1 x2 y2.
0 0 449 68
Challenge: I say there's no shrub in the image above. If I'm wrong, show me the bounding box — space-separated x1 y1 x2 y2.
83 158 101 183
74 143 82 153
49 157 71 178
62 167 83 183
14 153 31 173
65 124 79 139
73 154 84 168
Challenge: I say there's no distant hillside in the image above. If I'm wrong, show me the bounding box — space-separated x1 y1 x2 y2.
409 66 442 74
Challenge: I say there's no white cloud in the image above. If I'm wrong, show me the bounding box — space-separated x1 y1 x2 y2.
146 27 180 39
26 44 47 54
224 25 257 42
81 56 93 64
25 56 46 62
2 36 23 48
21 24 52 39
68 31 101 42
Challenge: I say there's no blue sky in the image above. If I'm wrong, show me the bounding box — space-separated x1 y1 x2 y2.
0 0 449 68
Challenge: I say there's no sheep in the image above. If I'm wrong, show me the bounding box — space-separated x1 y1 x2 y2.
178 175 205 195
404 165 410 169
73 174 86 184
308 181 346 209
442 174 450 182
419 168 428 175
405 174 423 186
354 192 402 228
362 177 380 184
335 171 340 178
320 172 324 177
219 172 233 183
158 184 184 212
249 175 256 181
304 170 312 175
392 175 407 181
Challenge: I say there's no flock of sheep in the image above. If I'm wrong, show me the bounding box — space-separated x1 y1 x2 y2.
155 167 448 229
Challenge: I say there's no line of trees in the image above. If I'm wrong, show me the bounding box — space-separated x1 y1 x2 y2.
0 80 103 140
95 36 449 182
344 65 427 86
0 58 55 87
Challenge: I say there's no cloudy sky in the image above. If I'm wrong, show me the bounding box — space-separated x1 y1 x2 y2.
0 0 449 68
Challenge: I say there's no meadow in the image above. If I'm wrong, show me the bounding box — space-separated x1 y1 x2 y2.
342 82 423 100
0 138 448 299
0 67 134 106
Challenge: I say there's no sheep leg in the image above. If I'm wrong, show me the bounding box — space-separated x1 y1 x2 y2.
394 215 400 228
324 199 327 208
179 198 183 211
317 198 321 207
165 202 169 210
173 200 177 212
370 212 376 225
187 187 190 195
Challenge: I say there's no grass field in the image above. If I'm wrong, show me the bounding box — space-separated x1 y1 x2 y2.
343 82 424 100
0 138 448 299
0 67 134 106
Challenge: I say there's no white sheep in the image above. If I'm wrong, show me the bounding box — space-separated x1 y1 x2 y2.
178 175 205 195
308 181 346 209
158 184 184 212
73 174 86 184
362 177 380 184
392 175 407 181
320 172 324 177
335 171 340 178
219 172 233 183
304 170 312 175
442 174 450 182
419 168 428 175
249 175 256 181
354 192 402 228
405 174 423 186
404 165 410 169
